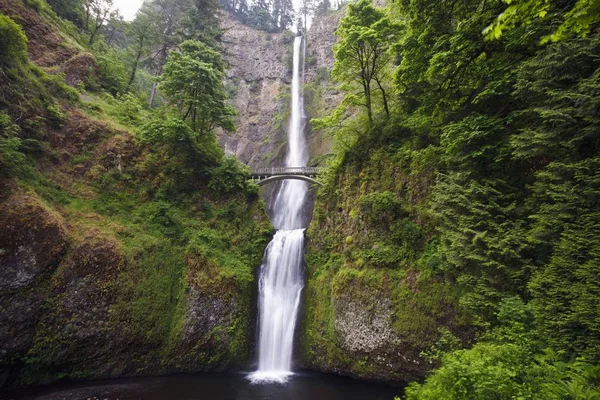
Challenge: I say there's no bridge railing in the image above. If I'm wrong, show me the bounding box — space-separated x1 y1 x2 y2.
251 167 322 176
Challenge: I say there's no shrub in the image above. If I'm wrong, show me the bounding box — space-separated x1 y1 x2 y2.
208 155 250 194
46 104 67 128
0 14 28 67
139 116 223 193
359 190 402 225
0 113 26 176
92 43 127 96
23 0 44 12
113 93 143 125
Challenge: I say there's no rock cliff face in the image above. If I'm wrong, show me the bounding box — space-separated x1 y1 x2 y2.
218 10 344 169
217 15 292 168
304 10 345 163
0 188 268 389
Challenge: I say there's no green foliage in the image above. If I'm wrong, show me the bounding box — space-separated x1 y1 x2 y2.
406 299 600 400
23 0 45 12
359 190 402 225
113 93 143 125
159 40 236 134
223 0 295 32
310 0 600 392
528 158 600 362
0 14 28 67
485 0 600 43
46 0 85 26
0 113 28 177
208 155 252 194
93 43 128 96
333 0 396 122
138 115 223 194
46 104 67 128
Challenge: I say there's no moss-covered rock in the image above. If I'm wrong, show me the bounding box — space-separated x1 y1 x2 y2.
21 228 128 384
298 146 473 382
0 191 68 387
0 193 67 292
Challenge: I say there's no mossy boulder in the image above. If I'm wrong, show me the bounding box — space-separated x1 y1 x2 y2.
0 193 67 292
60 53 99 89
168 254 254 371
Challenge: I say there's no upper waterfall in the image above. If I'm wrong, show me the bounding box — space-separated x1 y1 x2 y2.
272 35 309 231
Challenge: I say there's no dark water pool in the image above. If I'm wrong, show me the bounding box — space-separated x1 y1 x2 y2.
4 372 402 400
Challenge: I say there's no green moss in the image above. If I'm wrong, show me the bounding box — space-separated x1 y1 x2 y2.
299 141 473 380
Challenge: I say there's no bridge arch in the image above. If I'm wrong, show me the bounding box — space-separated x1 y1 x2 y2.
254 175 322 187
249 167 323 187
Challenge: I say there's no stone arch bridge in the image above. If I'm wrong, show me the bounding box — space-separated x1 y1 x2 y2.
249 167 323 186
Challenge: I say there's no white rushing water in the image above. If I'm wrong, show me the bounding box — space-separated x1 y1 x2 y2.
249 36 308 384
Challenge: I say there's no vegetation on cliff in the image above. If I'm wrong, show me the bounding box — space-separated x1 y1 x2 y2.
0 0 271 389
304 0 600 396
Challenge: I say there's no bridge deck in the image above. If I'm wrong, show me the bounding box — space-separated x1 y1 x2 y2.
249 167 322 178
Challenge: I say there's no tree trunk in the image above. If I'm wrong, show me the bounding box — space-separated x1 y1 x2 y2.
128 37 145 86
364 81 373 124
375 77 390 118
149 66 163 108
128 53 141 87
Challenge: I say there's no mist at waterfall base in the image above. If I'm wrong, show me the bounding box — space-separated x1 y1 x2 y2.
249 35 309 384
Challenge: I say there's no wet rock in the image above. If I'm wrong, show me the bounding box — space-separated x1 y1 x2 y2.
22 230 130 381
0 192 68 386
0 194 67 292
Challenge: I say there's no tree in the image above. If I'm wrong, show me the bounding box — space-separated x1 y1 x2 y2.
315 0 331 15
278 0 295 30
185 0 222 44
85 0 115 45
126 4 158 86
47 0 85 26
104 10 125 46
146 0 191 107
333 0 396 123
270 0 294 31
300 0 316 33
159 40 236 134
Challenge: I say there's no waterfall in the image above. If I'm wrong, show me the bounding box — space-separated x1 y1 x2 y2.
249 36 308 384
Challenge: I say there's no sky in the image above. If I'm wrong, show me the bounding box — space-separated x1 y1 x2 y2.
114 0 144 21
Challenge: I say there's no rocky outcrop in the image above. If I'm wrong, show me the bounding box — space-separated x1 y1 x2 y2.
304 10 346 163
218 14 293 168
305 10 343 82
22 230 131 381
0 194 67 292
60 53 99 89
0 193 68 388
